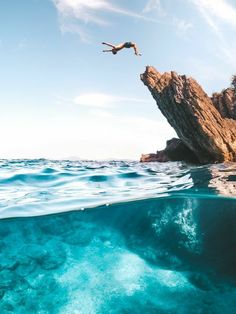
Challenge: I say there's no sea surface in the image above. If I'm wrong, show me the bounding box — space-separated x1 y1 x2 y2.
0 159 236 314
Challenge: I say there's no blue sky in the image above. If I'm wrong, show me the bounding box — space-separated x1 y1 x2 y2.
0 0 236 159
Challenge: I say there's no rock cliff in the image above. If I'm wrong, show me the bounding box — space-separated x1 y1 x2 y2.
140 67 236 164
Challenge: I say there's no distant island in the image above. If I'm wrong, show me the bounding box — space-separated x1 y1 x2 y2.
140 67 236 164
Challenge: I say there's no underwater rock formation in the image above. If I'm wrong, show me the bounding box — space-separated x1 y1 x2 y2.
140 67 236 164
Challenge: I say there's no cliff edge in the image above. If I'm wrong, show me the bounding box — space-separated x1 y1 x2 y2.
140 67 236 164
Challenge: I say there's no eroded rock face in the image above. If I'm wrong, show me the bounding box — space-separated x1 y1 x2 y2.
212 88 236 119
141 66 236 164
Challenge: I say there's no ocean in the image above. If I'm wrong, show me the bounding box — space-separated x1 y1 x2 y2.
0 159 235 313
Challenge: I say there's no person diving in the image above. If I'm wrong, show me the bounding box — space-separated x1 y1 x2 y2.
102 42 142 56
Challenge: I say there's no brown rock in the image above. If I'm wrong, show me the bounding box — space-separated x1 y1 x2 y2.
140 138 199 163
212 88 236 120
140 152 170 163
211 75 236 119
164 138 199 162
140 66 236 164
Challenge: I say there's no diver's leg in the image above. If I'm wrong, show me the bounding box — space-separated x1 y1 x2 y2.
102 42 115 48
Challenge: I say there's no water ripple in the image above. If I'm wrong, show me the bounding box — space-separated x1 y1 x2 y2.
0 159 235 218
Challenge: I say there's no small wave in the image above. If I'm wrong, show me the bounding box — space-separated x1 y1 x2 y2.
118 172 144 179
0 173 59 185
0 160 235 219
88 175 110 182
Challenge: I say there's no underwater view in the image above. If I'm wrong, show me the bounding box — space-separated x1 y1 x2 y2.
0 159 236 313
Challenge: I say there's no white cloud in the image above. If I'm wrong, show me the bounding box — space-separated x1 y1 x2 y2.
143 1 192 36
55 0 110 25
53 0 156 21
197 7 220 34
191 0 236 28
190 0 236 67
143 0 166 17
173 18 193 34
72 92 151 108
74 93 115 108
52 0 157 40
59 20 90 42
216 44 236 68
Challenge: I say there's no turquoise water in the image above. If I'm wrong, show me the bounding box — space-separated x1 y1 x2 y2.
0 160 236 313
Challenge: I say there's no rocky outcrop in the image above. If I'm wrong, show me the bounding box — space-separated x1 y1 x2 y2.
140 153 168 162
140 67 236 164
140 138 199 163
212 89 236 120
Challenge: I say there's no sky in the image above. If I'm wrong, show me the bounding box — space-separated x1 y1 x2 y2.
0 0 236 160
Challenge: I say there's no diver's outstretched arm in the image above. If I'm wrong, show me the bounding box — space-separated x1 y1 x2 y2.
102 49 112 53
133 44 142 56
102 42 115 48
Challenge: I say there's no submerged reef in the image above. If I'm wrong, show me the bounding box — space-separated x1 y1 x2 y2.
140 67 236 164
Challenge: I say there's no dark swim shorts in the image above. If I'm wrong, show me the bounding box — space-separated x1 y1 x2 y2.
124 42 133 48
